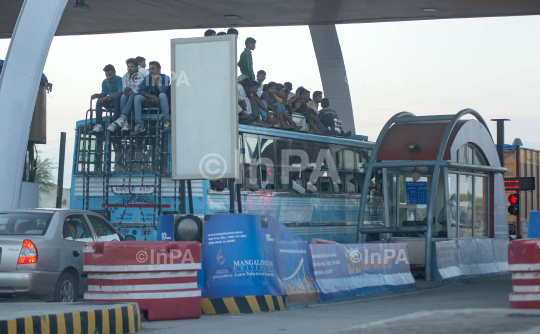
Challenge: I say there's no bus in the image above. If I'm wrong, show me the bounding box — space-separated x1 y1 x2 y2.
70 110 383 242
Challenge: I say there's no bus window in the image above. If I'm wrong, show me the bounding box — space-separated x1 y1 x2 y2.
243 165 260 191
320 176 333 193
357 149 368 172
243 135 259 164
260 165 274 190
343 173 357 193
304 169 318 193
331 146 342 170
276 139 290 166
343 149 355 170
276 167 291 190
260 137 274 166
305 142 318 168
291 140 305 168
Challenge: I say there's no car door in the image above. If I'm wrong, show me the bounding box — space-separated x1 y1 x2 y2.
62 214 94 293
85 215 122 242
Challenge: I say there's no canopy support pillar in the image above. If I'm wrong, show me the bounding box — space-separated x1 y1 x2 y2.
0 0 67 210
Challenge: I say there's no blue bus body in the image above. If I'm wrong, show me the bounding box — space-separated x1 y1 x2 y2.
70 119 381 243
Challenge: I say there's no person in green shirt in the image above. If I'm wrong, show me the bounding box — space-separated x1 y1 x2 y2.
238 37 256 81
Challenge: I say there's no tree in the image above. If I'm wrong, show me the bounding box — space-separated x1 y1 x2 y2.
34 155 57 194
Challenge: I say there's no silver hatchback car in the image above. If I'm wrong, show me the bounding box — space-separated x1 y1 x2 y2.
0 209 133 302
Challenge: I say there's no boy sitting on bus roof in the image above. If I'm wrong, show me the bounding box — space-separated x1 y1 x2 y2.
259 82 296 130
112 61 171 135
238 79 271 127
251 82 279 126
108 58 142 132
291 88 327 135
135 56 149 77
307 91 322 112
273 83 300 130
90 64 122 133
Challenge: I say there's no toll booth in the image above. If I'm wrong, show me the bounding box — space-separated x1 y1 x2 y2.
358 109 509 281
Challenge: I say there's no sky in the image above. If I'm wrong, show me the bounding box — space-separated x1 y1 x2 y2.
1 15 539 188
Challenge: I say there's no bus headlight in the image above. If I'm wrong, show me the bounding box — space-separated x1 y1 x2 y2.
174 215 202 242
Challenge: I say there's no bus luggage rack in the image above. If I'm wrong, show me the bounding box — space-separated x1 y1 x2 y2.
79 99 173 229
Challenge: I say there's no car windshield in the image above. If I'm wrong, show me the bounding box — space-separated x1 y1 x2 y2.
0 212 53 235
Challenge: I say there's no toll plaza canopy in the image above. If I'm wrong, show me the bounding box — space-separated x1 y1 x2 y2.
1 0 540 38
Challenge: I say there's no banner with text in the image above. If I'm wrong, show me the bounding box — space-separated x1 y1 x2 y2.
310 243 415 302
272 218 319 304
201 214 285 299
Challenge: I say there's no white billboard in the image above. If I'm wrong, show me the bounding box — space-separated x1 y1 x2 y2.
171 35 238 180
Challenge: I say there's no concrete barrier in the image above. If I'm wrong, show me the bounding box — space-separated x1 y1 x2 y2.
432 238 508 281
0 302 141 334
310 243 416 302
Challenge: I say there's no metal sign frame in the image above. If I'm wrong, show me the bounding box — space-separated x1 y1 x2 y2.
170 35 238 180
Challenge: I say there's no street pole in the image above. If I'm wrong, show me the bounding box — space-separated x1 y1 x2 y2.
55 132 66 208
490 119 510 168
513 138 524 238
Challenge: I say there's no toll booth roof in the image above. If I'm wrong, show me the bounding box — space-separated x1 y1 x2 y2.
2 0 540 37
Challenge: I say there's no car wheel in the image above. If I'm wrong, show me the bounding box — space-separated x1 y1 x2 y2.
54 273 78 302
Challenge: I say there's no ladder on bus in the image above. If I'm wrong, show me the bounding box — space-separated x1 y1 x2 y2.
79 98 172 230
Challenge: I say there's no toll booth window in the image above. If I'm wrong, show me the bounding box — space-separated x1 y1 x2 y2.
458 175 473 238
474 176 488 237
448 171 489 239
396 175 430 233
458 145 474 164
447 173 458 239
474 151 486 165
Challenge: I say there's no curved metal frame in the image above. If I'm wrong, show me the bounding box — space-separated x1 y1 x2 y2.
356 109 493 281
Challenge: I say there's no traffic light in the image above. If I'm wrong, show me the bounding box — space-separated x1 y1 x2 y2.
508 193 520 216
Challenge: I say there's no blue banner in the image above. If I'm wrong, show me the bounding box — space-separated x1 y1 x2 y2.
310 243 415 302
271 218 319 304
201 214 285 299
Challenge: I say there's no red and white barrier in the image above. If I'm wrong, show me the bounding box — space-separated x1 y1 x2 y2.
84 241 201 321
508 239 540 309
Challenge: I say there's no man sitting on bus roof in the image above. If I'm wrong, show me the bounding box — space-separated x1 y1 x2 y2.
90 64 122 132
108 58 142 132
319 98 351 137
113 61 171 135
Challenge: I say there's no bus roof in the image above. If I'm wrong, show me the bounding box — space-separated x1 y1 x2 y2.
240 124 374 148
74 119 374 149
